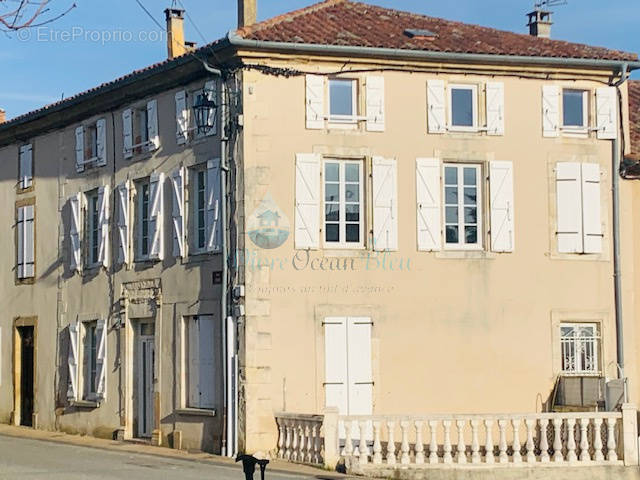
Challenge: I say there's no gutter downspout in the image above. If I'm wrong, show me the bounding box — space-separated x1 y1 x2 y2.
612 63 630 402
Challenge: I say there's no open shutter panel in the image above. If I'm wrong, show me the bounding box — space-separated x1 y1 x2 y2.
67 322 79 401
581 163 603 254
95 319 107 400
427 79 446 134
75 126 85 172
416 158 441 251
171 167 186 258
204 80 218 136
147 100 160 149
372 157 398 251
96 118 107 166
116 182 130 265
306 75 325 130
69 193 83 272
23 205 35 278
97 185 110 268
175 90 188 145
486 82 505 136
17 207 25 279
123 109 133 158
542 85 560 138
489 161 515 253
149 172 165 261
366 76 385 132
198 316 215 409
596 87 618 140
19 144 33 189
347 317 373 417
206 159 222 252
188 317 201 407
295 153 321 249
324 318 348 415
556 162 583 253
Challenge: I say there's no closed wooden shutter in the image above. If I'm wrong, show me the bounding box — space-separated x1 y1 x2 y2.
69 193 83 272
123 109 133 159
75 126 85 172
19 144 33 189
416 158 441 251
171 167 186 258
556 162 583 253
486 82 505 136
372 157 398 251
427 79 446 133
97 185 110 267
175 90 188 145
489 161 515 253
17 205 34 279
116 182 130 265
581 163 602 254
206 159 222 253
198 315 215 409
149 172 165 260
306 75 325 130
147 100 160 149
95 319 107 400
188 317 201 407
96 118 107 166
596 87 618 140
295 153 321 249
347 317 373 417
67 322 79 401
366 76 385 132
542 85 560 138
324 318 348 415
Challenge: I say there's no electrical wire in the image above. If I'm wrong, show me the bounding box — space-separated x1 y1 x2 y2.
133 0 164 31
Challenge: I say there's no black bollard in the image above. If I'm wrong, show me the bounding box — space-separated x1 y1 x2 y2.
236 455 269 480
257 459 270 480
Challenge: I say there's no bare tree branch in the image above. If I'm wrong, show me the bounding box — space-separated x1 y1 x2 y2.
0 0 76 32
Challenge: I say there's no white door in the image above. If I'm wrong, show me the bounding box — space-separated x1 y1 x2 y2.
324 317 373 441
136 324 155 438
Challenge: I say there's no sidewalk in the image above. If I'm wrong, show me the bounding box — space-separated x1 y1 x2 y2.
0 424 349 479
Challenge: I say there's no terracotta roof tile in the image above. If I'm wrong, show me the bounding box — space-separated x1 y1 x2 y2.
237 0 637 62
628 80 640 158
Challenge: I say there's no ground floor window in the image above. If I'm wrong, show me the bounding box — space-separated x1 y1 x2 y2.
560 323 600 375
81 321 98 400
184 315 215 409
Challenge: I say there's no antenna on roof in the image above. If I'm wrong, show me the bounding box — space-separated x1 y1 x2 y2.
534 0 567 8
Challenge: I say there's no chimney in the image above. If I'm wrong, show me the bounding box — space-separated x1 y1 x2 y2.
0 109 5 124
238 0 257 28
527 9 553 38
165 8 187 59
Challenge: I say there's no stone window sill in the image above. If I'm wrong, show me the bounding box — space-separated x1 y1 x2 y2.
71 400 100 409
175 408 216 417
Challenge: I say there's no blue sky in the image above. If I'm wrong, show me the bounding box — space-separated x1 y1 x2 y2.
1 0 639 119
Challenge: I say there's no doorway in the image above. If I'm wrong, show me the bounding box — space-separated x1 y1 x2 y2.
134 322 155 438
14 324 35 427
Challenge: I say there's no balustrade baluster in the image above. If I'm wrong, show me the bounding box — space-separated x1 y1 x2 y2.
400 421 410 465
512 418 522 464
470 420 480 464
387 420 397 465
291 422 300 462
415 421 425 464
484 419 495 464
344 421 354 457
303 422 311 463
428 420 439 464
455 420 467 464
498 419 508 463
606 417 618 462
284 421 293 461
525 418 536 463
552 417 564 462
593 418 604 462
539 418 550 463
579 417 590 462
311 423 320 464
372 421 382 464
566 418 577 463
443 420 453 464
277 421 285 459
358 421 369 465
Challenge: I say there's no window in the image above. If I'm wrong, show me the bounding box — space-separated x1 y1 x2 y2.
18 144 33 190
193 169 207 252
329 79 357 124
136 107 150 145
81 321 98 400
184 315 215 409
560 323 600 375
324 159 363 247
16 204 35 280
562 89 588 131
448 84 478 131
86 124 98 160
76 120 106 172
443 164 482 249
86 191 100 266
137 180 151 259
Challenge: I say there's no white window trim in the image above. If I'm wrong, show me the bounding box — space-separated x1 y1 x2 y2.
448 84 479 132
561 89 589 137
328 78 359 128
80 320 99 401
443 163 483 251
560 322 601 376
323 159 365 250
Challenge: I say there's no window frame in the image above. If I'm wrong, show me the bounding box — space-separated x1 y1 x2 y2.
322 158 365 249
183 315 216 410
448 84 479 132
85 190 100 268
561 89 589 135
18 143 34 192
86 123 99 162
442 163 483 251
191 166 208 254
81 320 98 401
135 179 151 261
560 322 601 376
16 200 36 283
328 78 358 127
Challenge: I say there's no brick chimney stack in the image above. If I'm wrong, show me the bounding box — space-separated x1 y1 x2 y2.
238 0 257 28
165 8 187 59
527 9 553 38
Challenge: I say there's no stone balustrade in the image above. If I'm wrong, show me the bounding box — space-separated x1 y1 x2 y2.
274 413 324 465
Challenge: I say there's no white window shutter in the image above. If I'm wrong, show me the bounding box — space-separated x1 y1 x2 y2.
416 158 441 251
97 185 110 268
324 317 348 414
23 205 35 278
171 167 186 258
295 153 321 249
96 118 107 166
19 144 33 189
596 87 618 140
175 90 188 145
486 82 505 136
366 76 385 132
556 162 583 253
204 80 218 136
198 316 215 409
347 317 373 417
372 156 398 251
188 317 201 407
75 126 85 172
489 161 515 253
427 79 446 134
542 85 560 138
95 319 107 400
69 193 83 272
147 100 160 149
581 163 602 254
123 109 133 159
116 182 130 265
67 322 79 401
306 75 325 130
17 207 25 279
206 159 222 253
149 172 165 261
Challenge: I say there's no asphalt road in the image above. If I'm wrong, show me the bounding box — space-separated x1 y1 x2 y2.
0 435 317 480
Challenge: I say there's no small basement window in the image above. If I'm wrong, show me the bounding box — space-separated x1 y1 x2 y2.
449 84 478 131
329 79 357 124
